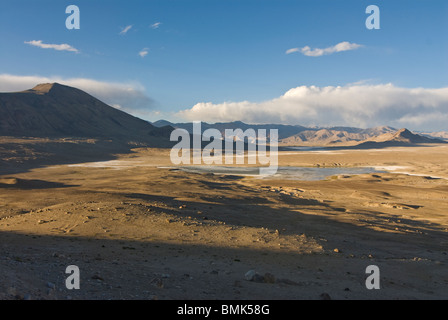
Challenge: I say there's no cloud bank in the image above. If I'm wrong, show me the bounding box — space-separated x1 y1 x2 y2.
177 84 448 131
25 40 79 53
0 74 154 112
286 41 363 57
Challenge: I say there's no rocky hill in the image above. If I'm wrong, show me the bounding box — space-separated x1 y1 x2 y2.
0 83 172 145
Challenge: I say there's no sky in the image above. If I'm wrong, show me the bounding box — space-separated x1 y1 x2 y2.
0 0 447 131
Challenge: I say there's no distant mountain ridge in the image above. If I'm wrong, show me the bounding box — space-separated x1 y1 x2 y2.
278 126 398 146
1 83 443 148
369 128 437 143
152 120 308 140
355 128 445 148
420 131 448 141
152 120 445 146
0 83 172 145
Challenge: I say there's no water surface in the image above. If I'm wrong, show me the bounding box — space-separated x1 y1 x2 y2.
175 165 385 180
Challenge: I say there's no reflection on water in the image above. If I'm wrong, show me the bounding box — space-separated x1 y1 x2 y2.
63 160 386 181
175 166 385 181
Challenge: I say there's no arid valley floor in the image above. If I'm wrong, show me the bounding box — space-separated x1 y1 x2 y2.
1 143 448 300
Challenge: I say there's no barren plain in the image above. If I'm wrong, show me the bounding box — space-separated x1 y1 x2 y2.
1 142 447 300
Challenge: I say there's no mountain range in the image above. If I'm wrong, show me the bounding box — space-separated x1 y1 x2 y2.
152 120 446 147
2 83 445 175
0 83 445 148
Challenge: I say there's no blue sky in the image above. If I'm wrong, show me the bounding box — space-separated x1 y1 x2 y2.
1 0 447 130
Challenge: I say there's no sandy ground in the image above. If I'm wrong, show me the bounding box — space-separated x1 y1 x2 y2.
1 144 448 300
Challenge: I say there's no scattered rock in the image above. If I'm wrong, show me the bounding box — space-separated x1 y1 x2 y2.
6 287 17 296
92 274 104 281
244 270 266 283
244 270 257 281
276 278 300 286
150 278 164 289
320 293 332 300
263 273 276 284
252 273 265 283
46 282 56 290
15 293 25 300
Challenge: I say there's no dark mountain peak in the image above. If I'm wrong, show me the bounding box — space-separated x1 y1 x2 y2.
26 83 92 99
392 128 442 143
0 83 172 145
152 120 174 127
29 83 64 94
356 127 445 147
228 120 247 126
394 128 413 137
32 82 58 90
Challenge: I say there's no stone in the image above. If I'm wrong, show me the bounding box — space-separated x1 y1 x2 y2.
6 287 17 296
263 273 276 284
91 274 104 281
253 273 265 283
320 293 331 300
244 270 265 282
244 270 256 281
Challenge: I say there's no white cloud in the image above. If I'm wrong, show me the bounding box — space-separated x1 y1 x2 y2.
287 41 363 57
285 48 300 55
177 84 448 131
119 25 133 35
398 112 448 127
0 74 154 112
150 22 161 29
25 40 79 53
139 48 149 58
